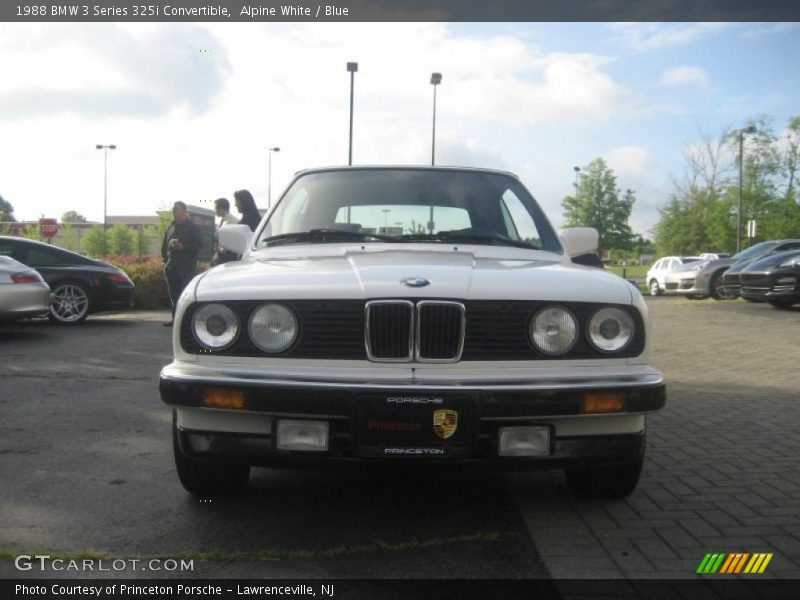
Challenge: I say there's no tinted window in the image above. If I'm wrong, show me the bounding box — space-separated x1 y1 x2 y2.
18 244 82 267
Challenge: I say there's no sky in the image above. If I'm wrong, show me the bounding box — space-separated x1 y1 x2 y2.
0 21 798 237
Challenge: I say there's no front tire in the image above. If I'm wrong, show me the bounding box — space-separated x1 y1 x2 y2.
565 457 644 499
172 415 250 496
49 281 91 324
709 270 736 300
648 279 662 297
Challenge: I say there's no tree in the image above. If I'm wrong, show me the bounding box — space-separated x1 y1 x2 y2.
83 225 109 257
654 117 800 254
61 211 87 223
0 195 15 221
108 223 135 255
562 158 635 252
781 116 800 199
60 222 81 252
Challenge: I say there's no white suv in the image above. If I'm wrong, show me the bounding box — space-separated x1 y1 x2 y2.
646 256 702 296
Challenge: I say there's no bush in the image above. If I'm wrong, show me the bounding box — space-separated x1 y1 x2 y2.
105 255 209 310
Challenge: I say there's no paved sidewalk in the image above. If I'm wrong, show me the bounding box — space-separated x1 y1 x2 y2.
508 297 800 580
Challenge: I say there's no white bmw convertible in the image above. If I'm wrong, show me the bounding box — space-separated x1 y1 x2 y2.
160 166 665 498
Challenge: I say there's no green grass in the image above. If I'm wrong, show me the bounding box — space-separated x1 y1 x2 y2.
607 264 648 280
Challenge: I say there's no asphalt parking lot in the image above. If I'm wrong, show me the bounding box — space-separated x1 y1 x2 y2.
1 298 798 582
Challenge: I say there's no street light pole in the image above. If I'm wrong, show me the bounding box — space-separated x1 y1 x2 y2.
573 166 581 190
347 62 358 166
268 147 280 207
430 72 442 166
737 125 757 253
96 144 117 229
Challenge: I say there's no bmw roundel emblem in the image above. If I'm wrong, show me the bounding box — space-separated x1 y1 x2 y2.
401 277 430 288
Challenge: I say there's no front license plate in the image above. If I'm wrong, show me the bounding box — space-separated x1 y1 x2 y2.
357 395 474 458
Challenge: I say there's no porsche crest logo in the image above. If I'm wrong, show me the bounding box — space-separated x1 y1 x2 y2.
433 409 458 440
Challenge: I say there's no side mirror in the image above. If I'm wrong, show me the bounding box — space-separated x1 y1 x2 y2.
218 224 253 256
559 227 599 257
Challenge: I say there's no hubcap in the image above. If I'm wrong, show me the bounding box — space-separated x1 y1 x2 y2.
51 285 89 322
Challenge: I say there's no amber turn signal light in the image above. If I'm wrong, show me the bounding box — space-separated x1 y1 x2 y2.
202 387 245 409
582 392 625 414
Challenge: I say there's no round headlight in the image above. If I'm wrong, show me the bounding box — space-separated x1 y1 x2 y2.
587 307 634 353
530 306 578 356
192 303 239 350
248 303 298 353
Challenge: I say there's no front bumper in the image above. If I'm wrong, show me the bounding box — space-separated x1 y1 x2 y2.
160 364 665 468
740 272 799 303
662 275 709 297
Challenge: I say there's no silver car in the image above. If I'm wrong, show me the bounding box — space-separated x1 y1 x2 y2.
669 240 800 300
0 255 51 321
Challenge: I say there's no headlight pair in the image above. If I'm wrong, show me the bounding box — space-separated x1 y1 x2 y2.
529 305 634 356
192 303 298 353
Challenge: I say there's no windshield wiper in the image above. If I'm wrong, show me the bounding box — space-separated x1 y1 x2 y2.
398 231 539 250
261 228 399 247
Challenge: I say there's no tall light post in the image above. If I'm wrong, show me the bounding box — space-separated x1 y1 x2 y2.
382 208 391 231
573 166 581 190
430 72 442 166
737 125 757 253
267 146 280 207
347 62 358 166
96 144 116 229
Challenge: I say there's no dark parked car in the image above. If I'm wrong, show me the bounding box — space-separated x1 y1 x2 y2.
0 236 134 324
721 239 800 299
739 249 800 309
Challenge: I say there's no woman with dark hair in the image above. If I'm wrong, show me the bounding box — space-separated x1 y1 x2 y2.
234 189 262 232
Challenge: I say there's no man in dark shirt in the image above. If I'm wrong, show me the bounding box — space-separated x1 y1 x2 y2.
161 201 201 326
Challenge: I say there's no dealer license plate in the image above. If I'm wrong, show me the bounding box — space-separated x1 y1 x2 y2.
357 395 474 458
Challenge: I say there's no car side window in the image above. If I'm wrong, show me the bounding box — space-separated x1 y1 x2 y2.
21 245 77 267
0 240 13 257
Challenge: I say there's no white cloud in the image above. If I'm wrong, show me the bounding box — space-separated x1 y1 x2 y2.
739 23 800 39
660 66 710 88
609 23 729 52
605 146 651 178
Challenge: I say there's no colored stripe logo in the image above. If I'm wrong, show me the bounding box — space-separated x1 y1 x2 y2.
697 553 773 574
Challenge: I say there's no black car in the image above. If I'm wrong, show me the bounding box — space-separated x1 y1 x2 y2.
721 239 800 299
739 249 800 309
0 236 135 324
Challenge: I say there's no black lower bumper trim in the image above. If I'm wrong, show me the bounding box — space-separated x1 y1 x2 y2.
176 426 645 469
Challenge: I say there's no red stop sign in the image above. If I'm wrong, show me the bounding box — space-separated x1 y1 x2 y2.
39 218 59 239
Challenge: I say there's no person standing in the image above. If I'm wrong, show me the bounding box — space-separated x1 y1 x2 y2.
234 189 262 232
161 201 201 326
211 197 238 266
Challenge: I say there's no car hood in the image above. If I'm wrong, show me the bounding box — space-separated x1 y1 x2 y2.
193 245 635 304
744 250 800 271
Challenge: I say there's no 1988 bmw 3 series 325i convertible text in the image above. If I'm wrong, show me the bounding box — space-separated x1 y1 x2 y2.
159 167 666 498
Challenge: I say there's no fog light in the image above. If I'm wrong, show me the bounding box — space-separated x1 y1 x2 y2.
276 420 329 452
498 426 550 457
202 387 245 409
582 392 625 414
188 433 213 452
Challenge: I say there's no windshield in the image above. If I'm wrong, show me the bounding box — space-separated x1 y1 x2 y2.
256 169 561 252
732 241 777 261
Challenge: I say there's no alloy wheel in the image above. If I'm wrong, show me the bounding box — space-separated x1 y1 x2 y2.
50 284 90 323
